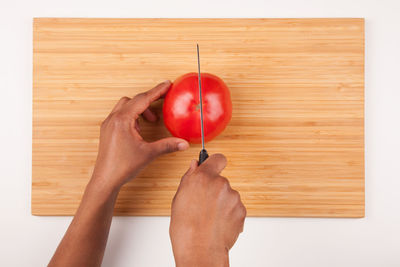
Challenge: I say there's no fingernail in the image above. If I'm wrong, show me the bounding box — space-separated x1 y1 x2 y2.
177 142 189 151
163 80 171 85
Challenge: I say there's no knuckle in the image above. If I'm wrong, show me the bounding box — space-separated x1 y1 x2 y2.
135 92 146 98
215 176 230 191
134 92 147 102
238 203 247 218
132 92 151 108
119 96 130 102
221 176 230 186
163 142 176 153
108 113 128 128
231 190 243 206
100 116 111 129
231 189 240 200
230 190 246 218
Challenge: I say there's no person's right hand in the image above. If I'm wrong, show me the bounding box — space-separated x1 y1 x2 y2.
169 154 246 267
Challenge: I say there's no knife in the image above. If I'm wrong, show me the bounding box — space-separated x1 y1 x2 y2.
197 44 209 165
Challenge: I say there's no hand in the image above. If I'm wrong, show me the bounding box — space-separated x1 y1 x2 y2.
169 154 246 267
92 80 189 190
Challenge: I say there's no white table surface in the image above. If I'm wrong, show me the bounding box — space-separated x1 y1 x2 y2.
1 0 400 266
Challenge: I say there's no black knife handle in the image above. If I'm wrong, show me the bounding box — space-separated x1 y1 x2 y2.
198 149 209 165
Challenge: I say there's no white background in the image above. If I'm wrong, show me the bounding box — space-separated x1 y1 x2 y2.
1 0 400 266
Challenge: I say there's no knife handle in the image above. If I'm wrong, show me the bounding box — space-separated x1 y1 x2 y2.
198 149 209 165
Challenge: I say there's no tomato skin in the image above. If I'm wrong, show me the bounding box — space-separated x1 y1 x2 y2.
163 73 232 144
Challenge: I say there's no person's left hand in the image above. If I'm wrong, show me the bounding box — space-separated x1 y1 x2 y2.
91 80 189 190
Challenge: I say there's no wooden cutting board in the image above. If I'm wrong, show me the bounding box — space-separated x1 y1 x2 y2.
33 18 364 217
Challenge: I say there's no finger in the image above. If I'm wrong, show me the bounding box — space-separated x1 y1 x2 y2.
149 137 189 157
198 153 227 175
111 96 130 113
142 108 158 122
183 159 198 177
178 159 198 187
145 80 172 101
127 80 172 115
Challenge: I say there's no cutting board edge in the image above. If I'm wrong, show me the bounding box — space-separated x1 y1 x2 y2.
31 205 365 218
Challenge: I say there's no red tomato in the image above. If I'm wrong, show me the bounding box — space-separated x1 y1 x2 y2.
163 73 232 144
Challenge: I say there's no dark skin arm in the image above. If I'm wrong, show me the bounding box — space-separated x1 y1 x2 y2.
48 81 189 267
48 179 119 267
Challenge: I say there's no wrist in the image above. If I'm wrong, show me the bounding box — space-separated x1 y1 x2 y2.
91 161 142 191
174 246 229 267
87 173 122 197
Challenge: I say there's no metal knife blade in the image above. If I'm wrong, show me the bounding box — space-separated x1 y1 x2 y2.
197 44 209 165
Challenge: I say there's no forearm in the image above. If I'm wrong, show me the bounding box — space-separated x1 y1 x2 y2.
49 175 120 267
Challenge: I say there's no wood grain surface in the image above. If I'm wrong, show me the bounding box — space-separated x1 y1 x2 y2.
32 18 364 217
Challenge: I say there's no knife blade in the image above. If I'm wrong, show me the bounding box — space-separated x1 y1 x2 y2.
197 44 209 165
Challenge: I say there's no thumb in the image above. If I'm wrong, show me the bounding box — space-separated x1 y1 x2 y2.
150 137 189 157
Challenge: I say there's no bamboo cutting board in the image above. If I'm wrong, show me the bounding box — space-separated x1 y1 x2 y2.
33 18 364 217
